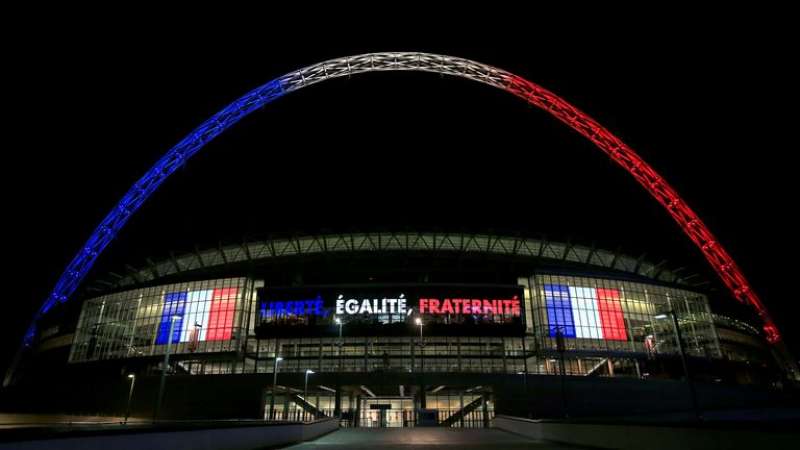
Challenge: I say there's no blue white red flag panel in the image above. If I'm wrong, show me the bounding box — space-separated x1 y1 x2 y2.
543 284 627 341
155 288 238 345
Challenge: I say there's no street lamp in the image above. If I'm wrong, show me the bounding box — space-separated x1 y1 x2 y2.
415 317 425 412
335 317 343 370
655 311 701 420
415 317 424 371
553 327 568 418
516 371 528 395
153 314 179 423
269 356 283 421
124 373 136 424
334 317 343 419
516 371 530 417
304 369 315 420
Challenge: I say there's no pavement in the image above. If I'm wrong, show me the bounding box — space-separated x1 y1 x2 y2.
284 427 585 449
0 413 147 429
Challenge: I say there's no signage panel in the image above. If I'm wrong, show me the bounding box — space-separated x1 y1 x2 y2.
255 284 525 337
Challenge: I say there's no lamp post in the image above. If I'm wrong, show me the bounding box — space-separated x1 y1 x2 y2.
304 369 315 420
153 315 179 423
335 317 343 371
415 317 424 372
554 327 568 418
415 317 425 411
269 356 283 421
334 317 343 419
124 373 136 424
655 311 701 420
517 370 528 398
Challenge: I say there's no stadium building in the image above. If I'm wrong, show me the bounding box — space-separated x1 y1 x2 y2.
4 53 797 426
12 232 795 426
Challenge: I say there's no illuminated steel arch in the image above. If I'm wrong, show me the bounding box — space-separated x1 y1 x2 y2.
27 52 781 343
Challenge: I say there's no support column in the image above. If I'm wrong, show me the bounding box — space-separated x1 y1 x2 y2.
410 338 415 372
457 336 462 372
354 395 361 428
364 338 369 372
501 337 507 373
482 394 490 428
334 382 342 419
459 391 465 428
282 387 290 420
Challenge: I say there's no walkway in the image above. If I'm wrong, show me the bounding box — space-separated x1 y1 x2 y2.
285 427 583 449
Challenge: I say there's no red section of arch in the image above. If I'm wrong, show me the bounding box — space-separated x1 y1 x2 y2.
502 74 779 343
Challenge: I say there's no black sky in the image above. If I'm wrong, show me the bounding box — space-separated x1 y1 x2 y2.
4 11 798 372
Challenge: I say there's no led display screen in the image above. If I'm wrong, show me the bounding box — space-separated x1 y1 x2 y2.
155 287 239 345
544 283 626 341
256 284 525 337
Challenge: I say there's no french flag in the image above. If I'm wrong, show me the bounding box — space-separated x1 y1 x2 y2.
155 288 238 345
543 284 627 341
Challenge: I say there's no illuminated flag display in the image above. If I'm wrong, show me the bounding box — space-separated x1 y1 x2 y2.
155 288 239 345
544 284 575 338
596 288 627 340
569 287 603 339
180 290 213 342
207 288 238 341
544 284 627 341
155 291 187 345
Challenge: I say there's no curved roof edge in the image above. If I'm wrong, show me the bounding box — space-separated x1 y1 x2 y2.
89 232 706 293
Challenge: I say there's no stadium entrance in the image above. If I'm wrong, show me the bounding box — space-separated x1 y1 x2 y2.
263 382 494 428
359 397 414 427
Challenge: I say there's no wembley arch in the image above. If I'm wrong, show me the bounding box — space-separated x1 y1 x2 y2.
23 51 781 347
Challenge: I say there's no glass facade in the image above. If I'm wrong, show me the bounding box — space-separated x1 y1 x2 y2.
521 274 721 360
69 273 721 378
69 278 253 363
260 393 492 428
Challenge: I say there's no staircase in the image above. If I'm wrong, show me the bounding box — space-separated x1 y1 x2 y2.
291 393 327 419
440 396 484 427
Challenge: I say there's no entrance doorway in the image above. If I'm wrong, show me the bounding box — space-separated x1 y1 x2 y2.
359 397 415 428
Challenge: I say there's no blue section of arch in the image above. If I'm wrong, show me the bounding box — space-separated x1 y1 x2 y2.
24 79 286 344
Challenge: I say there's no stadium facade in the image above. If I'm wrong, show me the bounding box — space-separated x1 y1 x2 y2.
17 232 794 426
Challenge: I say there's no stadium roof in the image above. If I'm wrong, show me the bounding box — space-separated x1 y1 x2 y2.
89 232 706 293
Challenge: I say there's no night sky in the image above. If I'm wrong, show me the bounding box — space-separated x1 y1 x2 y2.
4 13 797 373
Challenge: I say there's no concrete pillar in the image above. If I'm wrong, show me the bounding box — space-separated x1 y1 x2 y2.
459 391 465 428
482 394 490 428
334 381 342 418
282 387 290 420
354 395 361 427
